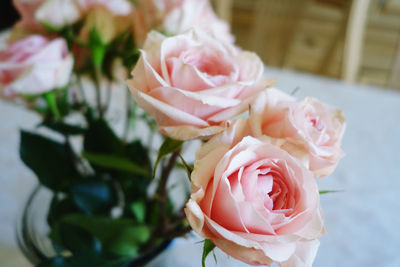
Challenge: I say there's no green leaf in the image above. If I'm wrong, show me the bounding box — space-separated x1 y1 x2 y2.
89 28 106 67
112 32 139 69
92 45 106 68
178 154 193 181
50 214 151 257
70 180 117 215
41 120 86 136
125 140 151 172
82 152 149 177
147 199 160 226
43 91 61 120
130 201 146 223
59 223 102 254
84 119 124 155
19 130 78 191
83 139 152 201
319 190 343 194
202 239 216 267
58 84 73 115
106 227 141 257
122 48 140 70
153 137 183 178
47 195 78 227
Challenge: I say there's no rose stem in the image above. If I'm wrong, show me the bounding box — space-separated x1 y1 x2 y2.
123 86 133 140
93 65 103 118
157 149 181 234
76 75 87 105
103 80 112 114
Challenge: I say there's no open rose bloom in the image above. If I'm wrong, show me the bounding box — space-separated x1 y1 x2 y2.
185 120 325 266
127 29 271 140
133 0 233 46
250 88 346 177
0 35 73 97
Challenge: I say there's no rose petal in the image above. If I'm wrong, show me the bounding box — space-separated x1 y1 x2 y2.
279 240 320 267
129 88 209 127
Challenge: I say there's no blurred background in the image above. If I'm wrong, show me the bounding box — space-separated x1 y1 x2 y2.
212 0 400 90
0 1 18 30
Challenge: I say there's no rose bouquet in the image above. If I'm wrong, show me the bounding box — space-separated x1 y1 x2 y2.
1 0 345 266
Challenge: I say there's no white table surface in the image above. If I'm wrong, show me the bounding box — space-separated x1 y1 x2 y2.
1 65 400 267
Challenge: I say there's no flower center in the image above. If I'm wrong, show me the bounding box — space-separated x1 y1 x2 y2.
257 168 293 213
257 168 294 214
181 47 234 77
310 116 325 131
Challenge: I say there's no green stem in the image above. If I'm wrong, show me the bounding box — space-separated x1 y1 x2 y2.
76 75 87 105
93 65 103 118
103 80 112 114
123 87 133 140
156 149 181 233
147 129 155 152
142 150 183 250
43 91 61 120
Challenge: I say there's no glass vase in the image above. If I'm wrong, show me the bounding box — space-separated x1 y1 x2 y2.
16 185 172 267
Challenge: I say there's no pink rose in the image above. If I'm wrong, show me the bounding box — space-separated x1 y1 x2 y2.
185 120 325 266
133 0 233 46
127 29 269 140
0 35 73 96
250 88 346 177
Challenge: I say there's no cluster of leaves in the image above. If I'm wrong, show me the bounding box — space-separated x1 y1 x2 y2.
20 108 188 266
17 13 203 267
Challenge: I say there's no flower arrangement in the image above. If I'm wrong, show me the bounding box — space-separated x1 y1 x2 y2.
1 0 346 266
